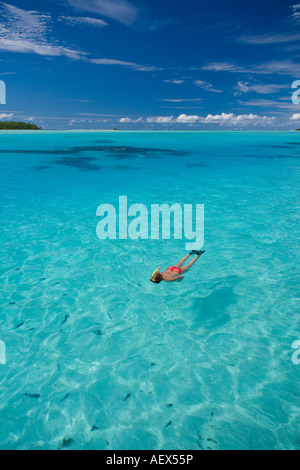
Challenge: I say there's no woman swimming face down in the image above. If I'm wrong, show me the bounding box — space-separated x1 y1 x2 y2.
150 251 205 284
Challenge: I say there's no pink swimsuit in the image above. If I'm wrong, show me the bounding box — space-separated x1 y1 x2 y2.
166 266 183 275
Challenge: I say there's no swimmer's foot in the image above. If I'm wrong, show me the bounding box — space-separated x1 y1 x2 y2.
190 250 205 256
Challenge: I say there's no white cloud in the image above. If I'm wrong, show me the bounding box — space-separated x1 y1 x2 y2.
1 3 50 39
193 80 223 93
162 106 203 109
90 58 161 72
120 117 143 123
194 113 276 126
0 112 13 120
146 116 174 123
234 81 290 95
67 0 138 26
290 4 300 22
202 60 300 76
239 5 300 43
78 113 122 117
202 113 233 123
291 113 300 120
239 33 300 45
259 60 300 75
120 113 276 126
238 99 297 110
163 79 185 84
201 62 245 73
59 16 108 28
176 114 199 123
160 98 203 102
0 3 86 59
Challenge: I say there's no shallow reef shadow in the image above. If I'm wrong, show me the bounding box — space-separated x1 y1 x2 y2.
186 163 210 168
191 285 238 329
53 156 102 171
0 145 189 161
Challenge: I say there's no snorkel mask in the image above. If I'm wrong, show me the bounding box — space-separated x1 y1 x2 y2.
150 267 161 282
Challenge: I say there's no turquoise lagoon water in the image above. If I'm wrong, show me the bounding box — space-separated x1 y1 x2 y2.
0 131 299 450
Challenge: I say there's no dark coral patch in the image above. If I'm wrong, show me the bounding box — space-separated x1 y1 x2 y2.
0 145 189 160
53 156 102 171
108 165 140 170
186 163 209 167
31 165 51 171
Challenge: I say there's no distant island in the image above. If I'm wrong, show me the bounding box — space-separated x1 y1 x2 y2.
0 121 41 130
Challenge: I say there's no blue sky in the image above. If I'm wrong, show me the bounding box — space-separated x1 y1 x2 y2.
0 0 300 129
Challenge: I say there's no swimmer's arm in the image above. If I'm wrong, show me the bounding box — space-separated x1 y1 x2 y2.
173 276 184 282
163 274 184 282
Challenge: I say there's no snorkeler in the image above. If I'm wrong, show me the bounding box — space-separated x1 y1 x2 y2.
150 250 205 284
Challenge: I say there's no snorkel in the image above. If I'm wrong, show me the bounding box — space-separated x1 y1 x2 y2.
150 267 161 283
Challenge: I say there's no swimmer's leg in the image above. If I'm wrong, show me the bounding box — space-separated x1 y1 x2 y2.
181 255 201 273
174 254 191 268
